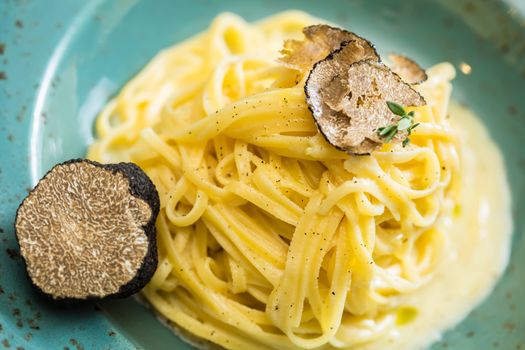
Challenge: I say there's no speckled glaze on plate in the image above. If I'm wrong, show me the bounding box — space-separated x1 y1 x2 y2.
0 0 524 349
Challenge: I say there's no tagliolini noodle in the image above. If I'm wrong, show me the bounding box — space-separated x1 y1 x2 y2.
88 11 462 349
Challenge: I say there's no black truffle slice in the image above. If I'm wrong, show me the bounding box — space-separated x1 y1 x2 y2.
279 24 379 71
388 54 428 85
14 159 160 301
305 44 426 155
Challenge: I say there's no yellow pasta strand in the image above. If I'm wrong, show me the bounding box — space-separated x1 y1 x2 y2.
88 11 460 350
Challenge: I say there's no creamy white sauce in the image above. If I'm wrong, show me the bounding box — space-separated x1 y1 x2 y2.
364 102 513 350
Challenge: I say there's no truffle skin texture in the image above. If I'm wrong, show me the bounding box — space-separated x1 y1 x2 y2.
279 24 379 71
14 159 160 302
103 161 160 298
305 44 426 155
388 54 428 85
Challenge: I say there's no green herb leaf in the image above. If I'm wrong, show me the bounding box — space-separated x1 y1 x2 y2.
409 122 420 130
378 124 396 136
397 118 411 131
407 122 420 135
386 101 406 116
378 101 419 146
385 127 398 142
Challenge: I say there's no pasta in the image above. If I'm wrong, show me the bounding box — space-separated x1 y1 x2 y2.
88 11 462 349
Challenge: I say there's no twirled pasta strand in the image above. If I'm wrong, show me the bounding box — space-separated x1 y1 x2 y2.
88 11 460 350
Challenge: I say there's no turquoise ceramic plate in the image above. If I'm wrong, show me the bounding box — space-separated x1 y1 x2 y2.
1 0 524 349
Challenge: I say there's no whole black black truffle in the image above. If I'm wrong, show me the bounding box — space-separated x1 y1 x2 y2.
14 159 160 302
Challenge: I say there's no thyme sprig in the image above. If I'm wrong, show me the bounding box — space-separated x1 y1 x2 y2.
377 101 420 147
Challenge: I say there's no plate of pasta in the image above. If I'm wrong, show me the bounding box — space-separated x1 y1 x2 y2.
1 0 524 349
